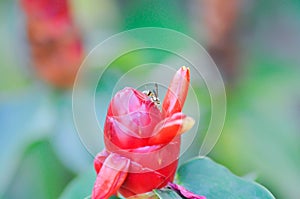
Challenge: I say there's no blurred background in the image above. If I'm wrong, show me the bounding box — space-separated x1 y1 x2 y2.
1 0 300 198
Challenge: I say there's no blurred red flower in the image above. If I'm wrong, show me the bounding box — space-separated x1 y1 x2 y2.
21 0 84 88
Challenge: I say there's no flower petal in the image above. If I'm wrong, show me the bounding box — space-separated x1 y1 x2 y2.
108 87 152 117
94 150 109 174
114 106 161 139
162 66 190 118
92 153 130 199
104 116 149 149
168 182 206 199
119 160 178 197
148 112 195 145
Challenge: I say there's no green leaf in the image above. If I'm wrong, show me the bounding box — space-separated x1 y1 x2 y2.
153 189 182 199
176 157 275 199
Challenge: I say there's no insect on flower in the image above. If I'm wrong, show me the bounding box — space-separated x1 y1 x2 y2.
92 66 195 199
142 83 160 106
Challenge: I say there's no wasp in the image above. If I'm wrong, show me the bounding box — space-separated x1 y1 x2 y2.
142 83 160 106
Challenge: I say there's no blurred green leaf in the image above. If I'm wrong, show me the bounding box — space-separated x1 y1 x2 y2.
122 0 189 33
176 157 275 199
210 57 300 199
3 139 74 199
59 167 95 199
59 167 123 199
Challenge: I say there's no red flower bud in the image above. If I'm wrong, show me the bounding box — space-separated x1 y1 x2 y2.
92 67 194 198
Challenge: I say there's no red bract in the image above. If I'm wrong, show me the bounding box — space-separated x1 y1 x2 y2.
21 0 84 88
92 67 194 198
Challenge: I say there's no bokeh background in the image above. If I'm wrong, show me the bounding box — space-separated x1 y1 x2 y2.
1 0 300 199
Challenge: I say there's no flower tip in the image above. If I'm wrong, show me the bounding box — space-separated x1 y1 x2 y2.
180 66 190 74
181 66 189 71
181 116 195 133
179 66 190 81
162 66 191 117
